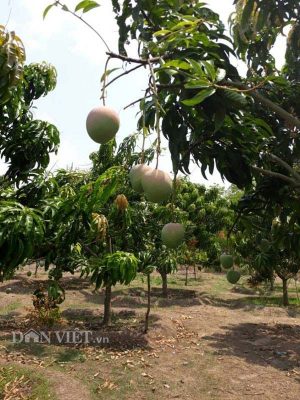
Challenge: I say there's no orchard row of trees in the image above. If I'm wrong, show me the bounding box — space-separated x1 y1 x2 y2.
0 0 300 329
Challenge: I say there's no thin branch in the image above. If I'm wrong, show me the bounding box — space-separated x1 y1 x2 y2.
57 1 111 52
140 9 156 29
80 243 98 258
105 64 144 89
141 92 148 164
157 83 184 90
148 61 161 169
123 92 151 110
106 52 162 65
101 56 111 106
214 79 267 93
227 211 242 241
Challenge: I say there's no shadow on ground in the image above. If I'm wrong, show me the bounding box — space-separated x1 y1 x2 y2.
81 286 203 309
203 322 300 374
0 307 157 352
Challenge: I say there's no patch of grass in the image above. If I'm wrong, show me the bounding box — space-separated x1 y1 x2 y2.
62 301 100 310
243 295 300 307
150 275 163 287
271 282 300 295
0 364 56 399
55 348 86 363
0 301 21 316
7 342 54 358
6 341 87 365
210 276 232 295
89 363 151 400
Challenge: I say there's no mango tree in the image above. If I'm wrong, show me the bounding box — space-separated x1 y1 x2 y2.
233 190 300 305
0 25 59 281
45 0 300 306
89 251 138 325
176 180 235 269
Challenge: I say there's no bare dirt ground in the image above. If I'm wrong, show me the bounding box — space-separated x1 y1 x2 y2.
0 268 300 399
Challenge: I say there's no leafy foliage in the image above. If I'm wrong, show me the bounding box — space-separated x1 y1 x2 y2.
0 25 25 105
231 0 299 77
0 201 44 281
0 26 59 184
175 179 234 267
108 0 281 187
90 251 138 288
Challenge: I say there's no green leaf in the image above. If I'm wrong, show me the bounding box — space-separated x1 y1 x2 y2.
100 68 120 82
214 108 226 132
43 4 55 19
201 61 216 81
75 0 100 13
184 79 211 89
187 59 204 76
170 20 197 31
154 29 171 37
182 88 216 106
163 60 191 70
216 68 226 82
241 0 255 32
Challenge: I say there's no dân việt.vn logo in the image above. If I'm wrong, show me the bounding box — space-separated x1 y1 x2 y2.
12 329 109 345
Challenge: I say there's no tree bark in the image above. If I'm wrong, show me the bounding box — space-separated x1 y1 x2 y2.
103 284 112 325
282 278 289 306
34 262 39 277
161 271 168 297
144 274 151 334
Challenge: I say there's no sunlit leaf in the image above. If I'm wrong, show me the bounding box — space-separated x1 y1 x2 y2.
43 4 55 19
75 0 100 13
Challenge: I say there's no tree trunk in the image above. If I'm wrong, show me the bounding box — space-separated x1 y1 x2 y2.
144 274 151 334
193 263 197 280
185 266 188 286
270 276 275 292
103 284 112 325
34 262 39 277
282 278 289 306
161 271 168 297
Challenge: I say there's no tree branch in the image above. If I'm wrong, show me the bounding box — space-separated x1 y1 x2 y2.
57 1 111 52
105 64 144 89
80 242 98 258
123 92 151 110
268 153 300 182
251 165 299 186
106 52 162 65
230 81 300 130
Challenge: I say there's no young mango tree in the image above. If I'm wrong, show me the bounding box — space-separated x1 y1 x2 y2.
233 187 300 305
90 251 138 325
175 179 235 270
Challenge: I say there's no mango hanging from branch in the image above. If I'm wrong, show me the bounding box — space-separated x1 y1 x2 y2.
129 164 153 193
161 223 185 249
141 169 173 203
86 106 120 144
